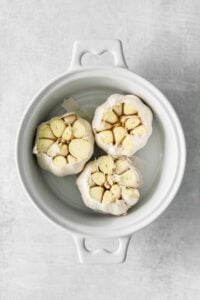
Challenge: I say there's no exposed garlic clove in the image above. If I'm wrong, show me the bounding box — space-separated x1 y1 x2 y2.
72 120 86 138
103 110 118 124
115 159 129 174
95 122 112 132
64 114 77 125
37 124 55 139
53 156 67 167
98 156 114 174
62 126 72 141
58 143 68 156
123 103 137 115
91 172 106 186
37 139 54 153
121 135 134 150
122 188 140 206
130 125 146 136
125 116 141 130
102 190 115 204
110 184 121 199
119 170 140 188
113 126 126 145
89 186 104 202
47 142 68 157
113 103 123 116
122 188 140 201
120 115 130 124
67 154 77 164
69 139 91 159
50 119 66 138
97 130 113 144
47 142 60 157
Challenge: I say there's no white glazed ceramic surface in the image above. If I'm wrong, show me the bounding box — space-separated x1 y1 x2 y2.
16 40 186 264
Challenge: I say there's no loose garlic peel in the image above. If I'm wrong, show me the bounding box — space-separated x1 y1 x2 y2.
33 112 94 176
76 155 142 216
92 94 153 156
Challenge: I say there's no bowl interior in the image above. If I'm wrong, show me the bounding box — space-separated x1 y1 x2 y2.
17 68 183 237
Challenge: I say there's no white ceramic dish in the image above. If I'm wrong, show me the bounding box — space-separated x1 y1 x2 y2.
16 40 186 264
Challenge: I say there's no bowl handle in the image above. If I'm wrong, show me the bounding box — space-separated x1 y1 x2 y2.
73 235 131 264
69 39 127 69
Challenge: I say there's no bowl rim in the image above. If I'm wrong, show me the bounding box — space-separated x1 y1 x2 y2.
16 66 186 238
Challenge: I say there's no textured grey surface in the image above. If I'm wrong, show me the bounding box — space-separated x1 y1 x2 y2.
0 0 200 299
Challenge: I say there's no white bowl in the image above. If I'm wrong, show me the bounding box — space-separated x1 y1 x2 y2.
16 40 186 264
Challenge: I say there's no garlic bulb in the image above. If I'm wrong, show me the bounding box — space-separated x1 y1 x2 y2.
33 113 94 176
76 155 142 216
92 94 153 156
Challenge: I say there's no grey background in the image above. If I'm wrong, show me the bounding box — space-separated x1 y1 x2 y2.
0 0 200 299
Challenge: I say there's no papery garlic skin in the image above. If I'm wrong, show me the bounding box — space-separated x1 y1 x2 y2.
92 94 153 156
33 113 94 176
76 155 142 216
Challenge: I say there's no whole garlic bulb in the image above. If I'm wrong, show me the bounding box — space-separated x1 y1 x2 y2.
92 94 153 156
33 113 94 176
76 155 142 216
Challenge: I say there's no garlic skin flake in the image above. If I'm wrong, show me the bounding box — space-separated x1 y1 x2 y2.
92 94 153 156
33 113 94 176
76 155 142 216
